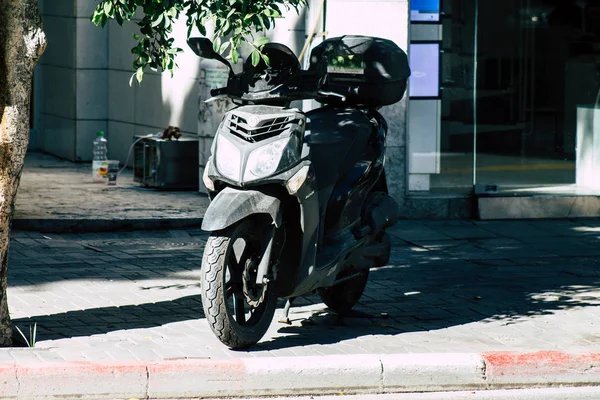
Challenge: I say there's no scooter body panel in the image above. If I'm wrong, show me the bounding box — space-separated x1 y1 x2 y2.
277 108 389 298
201 187 283 232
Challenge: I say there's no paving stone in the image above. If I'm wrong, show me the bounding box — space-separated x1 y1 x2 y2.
388 225 452 242
8 350 44 363
6 217 600 362
0 351 16 363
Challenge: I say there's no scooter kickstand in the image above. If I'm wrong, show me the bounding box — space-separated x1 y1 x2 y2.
278 298 295 324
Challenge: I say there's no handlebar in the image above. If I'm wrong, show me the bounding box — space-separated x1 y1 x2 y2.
210 87 228 97
206 72 352 104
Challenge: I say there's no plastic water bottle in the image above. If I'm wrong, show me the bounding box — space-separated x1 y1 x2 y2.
92 131 108 182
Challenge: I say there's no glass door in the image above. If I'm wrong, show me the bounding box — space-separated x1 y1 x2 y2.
473 0 600 194
428 0 477 194
428 0 600 195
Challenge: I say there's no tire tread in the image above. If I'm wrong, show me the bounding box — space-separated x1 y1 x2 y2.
200 222 276 349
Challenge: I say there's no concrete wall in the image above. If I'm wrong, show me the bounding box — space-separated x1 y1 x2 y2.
36 0 201 163
106 16 204 165
36 2 306 165
37 0 108 161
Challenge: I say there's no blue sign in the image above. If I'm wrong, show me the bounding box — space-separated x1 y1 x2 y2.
411 0 441 22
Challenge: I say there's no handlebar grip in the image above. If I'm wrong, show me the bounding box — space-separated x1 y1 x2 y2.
210 87 228 97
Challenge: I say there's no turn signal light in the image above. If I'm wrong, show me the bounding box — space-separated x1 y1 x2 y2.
203 166 215 191
285 165 310 195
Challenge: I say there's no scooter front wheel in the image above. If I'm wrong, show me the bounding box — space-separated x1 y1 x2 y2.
200 219 277 349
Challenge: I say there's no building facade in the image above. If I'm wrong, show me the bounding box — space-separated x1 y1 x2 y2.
33 0 600 218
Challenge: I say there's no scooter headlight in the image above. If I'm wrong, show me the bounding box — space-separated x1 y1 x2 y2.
215 134 242 181
244 136 299 181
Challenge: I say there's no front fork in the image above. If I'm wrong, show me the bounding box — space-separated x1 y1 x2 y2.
255 225 275 285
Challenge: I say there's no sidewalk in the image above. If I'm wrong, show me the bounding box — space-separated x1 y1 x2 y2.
14 152 209 232
3 153 600 398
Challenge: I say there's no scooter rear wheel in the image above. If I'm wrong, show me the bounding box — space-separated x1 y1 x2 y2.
318 269 369 315
200 219 277 349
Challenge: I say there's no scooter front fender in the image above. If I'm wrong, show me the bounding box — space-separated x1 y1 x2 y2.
201 187 282 232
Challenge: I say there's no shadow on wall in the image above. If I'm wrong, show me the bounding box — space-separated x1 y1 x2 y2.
159 17 201 135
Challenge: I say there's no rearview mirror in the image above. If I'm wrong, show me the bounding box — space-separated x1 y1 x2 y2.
188 37 217 59
188 37 235 76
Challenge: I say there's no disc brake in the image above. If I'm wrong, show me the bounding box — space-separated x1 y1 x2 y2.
242 259 267 308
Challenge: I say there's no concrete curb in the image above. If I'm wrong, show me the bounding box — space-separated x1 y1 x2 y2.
1 351 599 399
11 218 204 233
482 351 600 389
380 353 486 393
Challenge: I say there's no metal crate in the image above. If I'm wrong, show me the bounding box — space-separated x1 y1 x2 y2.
133 135 199 190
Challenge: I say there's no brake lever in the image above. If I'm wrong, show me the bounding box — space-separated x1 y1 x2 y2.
204 94 228 104
317 90 347 102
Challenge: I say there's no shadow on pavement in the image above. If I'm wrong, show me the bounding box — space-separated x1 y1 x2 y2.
255 220 600 349
8 219 600 348
254 256 600 350
8 230 208 286
12 295 205 341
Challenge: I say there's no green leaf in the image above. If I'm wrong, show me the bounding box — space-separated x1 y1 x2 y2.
115 10 124 26
264 9 281 17
251 50 260 67
219 41 231 54
254 36 269 47
261 54 270 66
93 0 309 86
32 323 37 348
257 14 270 31
103 1 113 15
15 326 30 348
136 68 144 84
198 22 206 36
213 37 221 53
139 23 152 35
222 19 230 34
151 13 164 27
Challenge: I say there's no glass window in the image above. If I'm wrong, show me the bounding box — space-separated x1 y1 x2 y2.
419 0 600 195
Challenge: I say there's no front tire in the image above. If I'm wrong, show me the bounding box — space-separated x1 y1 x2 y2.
201 219 277 349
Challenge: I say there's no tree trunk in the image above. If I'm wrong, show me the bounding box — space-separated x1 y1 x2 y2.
0 0 46 346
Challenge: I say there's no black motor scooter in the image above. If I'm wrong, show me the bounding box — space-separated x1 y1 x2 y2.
189 35 410 349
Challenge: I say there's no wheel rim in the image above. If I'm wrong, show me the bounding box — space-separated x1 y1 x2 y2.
224 229 270 328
